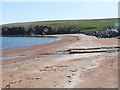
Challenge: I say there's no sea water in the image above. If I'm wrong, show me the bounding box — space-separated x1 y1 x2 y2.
1 37 58 50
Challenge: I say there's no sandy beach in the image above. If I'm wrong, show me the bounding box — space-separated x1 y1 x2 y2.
2 34 119 88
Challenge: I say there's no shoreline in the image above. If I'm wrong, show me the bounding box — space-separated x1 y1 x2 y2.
2 37 62 60
2 35 61 55
2 34 79 65
2 34 118 88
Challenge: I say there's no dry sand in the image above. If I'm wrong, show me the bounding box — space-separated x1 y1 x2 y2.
2 34 119 88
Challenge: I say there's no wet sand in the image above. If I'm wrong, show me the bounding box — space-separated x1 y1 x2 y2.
2 34 119 88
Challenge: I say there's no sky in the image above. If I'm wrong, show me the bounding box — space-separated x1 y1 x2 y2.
1 2 118 24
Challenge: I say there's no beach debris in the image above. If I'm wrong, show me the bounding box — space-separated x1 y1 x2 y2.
40 65 68 72
72 73 75 76
18 80 23 82
91 65 94 66
110 65 113 67
54 85 57 87
5 82 13 88
35 77 42 80
70 69 77 72
3 66 6 68
40 69 50 71
82 68 85 69
111 61 114 63
10 75 12 77
45 66 50 68
66 75 71 78
5 80 23 88
26 77 42 80
14 61 17 63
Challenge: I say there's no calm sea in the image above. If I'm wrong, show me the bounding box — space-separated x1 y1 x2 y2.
1 37 58 50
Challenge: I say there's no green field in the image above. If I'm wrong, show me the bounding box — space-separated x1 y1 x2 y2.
2 18 118 28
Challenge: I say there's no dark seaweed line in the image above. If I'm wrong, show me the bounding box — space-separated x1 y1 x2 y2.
2 48 119 60
69 49 119 54
67 46 120 51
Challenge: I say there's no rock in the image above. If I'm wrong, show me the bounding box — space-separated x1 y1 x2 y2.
83 28 120 38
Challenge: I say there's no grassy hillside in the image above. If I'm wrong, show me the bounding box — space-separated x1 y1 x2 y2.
1 18 119 36
3 18 118 28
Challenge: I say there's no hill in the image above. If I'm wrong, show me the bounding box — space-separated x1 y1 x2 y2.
1 18 120 38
